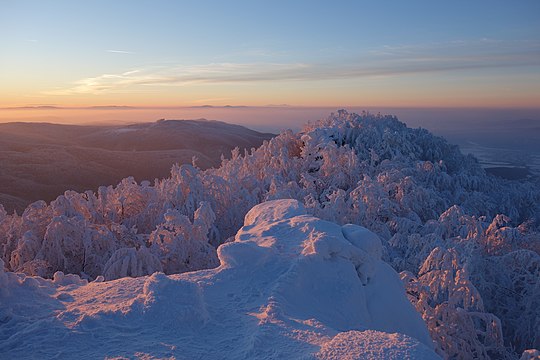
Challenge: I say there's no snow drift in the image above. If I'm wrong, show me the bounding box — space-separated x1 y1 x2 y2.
0 199 438 359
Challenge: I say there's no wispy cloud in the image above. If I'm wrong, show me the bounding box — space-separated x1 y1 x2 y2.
45 63 311 95
48 39 540 95
107 49 134 54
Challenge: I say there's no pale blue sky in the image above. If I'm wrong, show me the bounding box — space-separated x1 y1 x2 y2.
1 0 539 107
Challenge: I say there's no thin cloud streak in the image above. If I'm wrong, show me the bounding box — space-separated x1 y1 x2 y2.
107 50 134 54
48 40 540 95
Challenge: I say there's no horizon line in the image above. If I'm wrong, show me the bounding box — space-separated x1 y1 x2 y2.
3 104 540 111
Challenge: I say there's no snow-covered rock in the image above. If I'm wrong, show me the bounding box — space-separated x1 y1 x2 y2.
0 200 438 359
520 349 540 360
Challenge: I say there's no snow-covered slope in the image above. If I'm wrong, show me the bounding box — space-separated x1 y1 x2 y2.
0 199 438 359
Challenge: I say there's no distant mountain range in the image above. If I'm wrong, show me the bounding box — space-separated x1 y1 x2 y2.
0 119 274 213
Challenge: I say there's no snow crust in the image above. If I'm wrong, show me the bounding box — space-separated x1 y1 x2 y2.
0 199 438 359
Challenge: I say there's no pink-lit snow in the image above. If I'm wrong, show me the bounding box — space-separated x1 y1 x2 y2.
0 199 438 359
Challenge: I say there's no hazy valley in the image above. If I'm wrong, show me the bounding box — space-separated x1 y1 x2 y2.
0 119 273 213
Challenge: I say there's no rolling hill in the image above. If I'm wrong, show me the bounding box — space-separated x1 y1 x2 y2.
0 119 274 213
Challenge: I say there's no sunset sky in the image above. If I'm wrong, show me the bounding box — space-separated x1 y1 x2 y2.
1 0 539 109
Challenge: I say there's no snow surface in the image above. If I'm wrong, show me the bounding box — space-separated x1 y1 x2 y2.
0 199 438 359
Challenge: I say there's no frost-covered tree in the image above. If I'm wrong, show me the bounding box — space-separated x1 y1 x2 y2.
148 204 218 274
103 247 162 280
401 247 510 359
469 249 540 353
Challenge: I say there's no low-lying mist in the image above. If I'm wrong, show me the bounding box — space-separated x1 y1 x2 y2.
2 105 539 173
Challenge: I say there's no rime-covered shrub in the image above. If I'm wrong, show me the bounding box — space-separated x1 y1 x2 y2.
103 247 162 280
401 248 509 359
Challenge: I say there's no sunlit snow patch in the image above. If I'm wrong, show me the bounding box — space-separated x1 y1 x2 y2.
0 199 438 359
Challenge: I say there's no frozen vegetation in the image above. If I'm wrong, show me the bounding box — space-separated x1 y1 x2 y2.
0 200 439 359
1 110 539 358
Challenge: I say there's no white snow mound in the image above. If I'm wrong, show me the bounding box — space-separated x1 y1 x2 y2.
0 199 438 359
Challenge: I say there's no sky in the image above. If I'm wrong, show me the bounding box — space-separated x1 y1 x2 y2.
0 0 539 109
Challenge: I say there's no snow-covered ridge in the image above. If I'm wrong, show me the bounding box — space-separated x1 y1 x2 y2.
1 110 538 358
0 199 439 359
